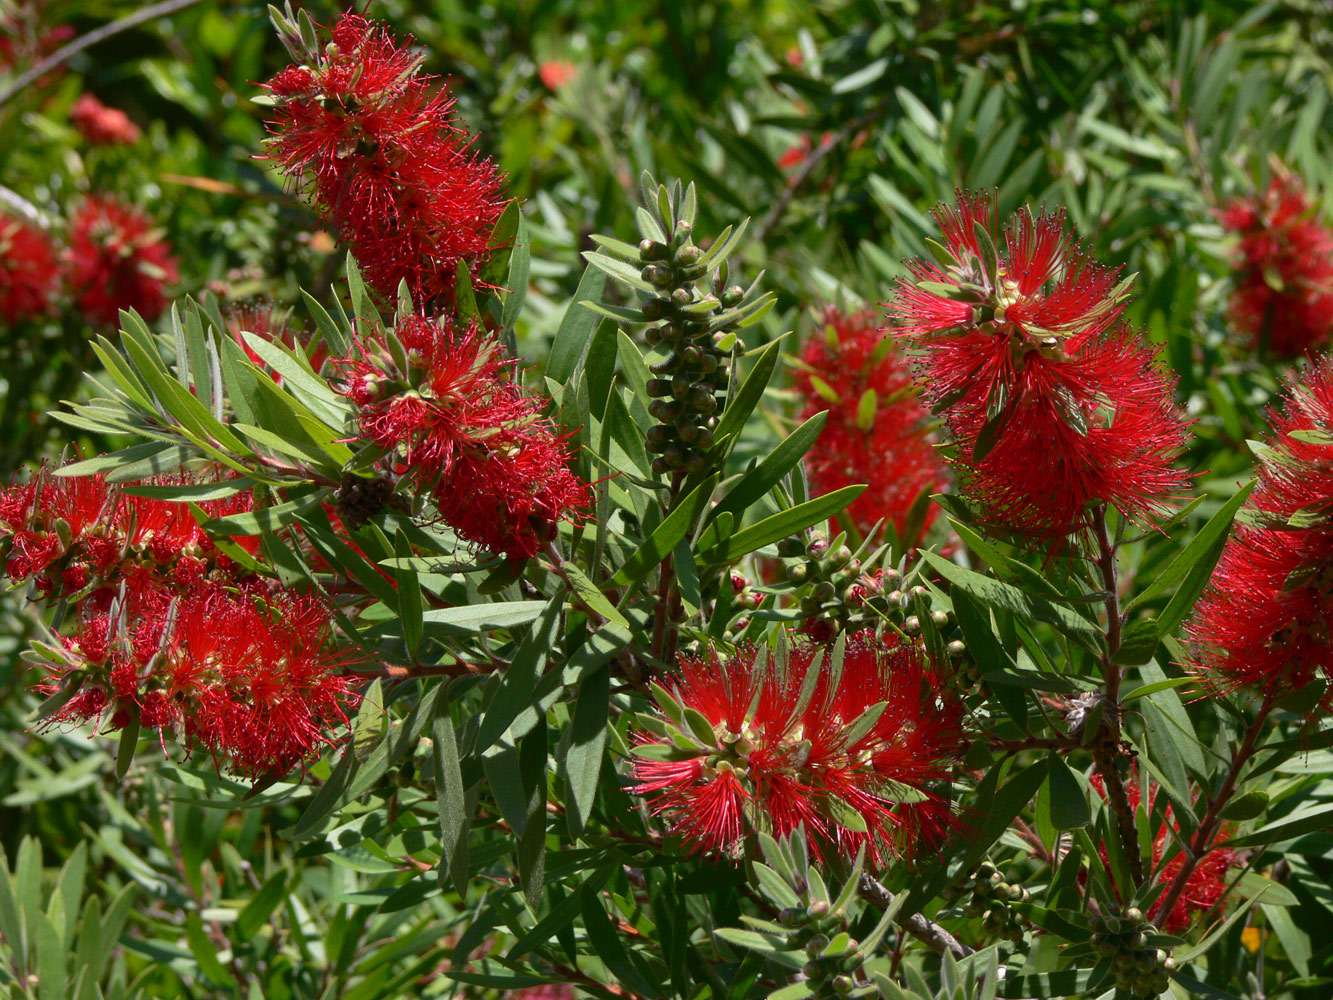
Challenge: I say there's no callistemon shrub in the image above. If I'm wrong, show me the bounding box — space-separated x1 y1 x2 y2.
792 306 948 549
2 6 1330 1000
889 192 1189 544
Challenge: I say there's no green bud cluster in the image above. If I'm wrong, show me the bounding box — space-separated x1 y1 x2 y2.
775 537 977 676
639 222 737 477
775 902 868 997
1089 909 1175 997
940 861 1029 945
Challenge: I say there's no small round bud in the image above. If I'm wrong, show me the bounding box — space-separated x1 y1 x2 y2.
685 454 707 475
832 976 854 997
779 907 801 927
807 537 829 557
904 616 921 634
663 445 686 468
639 239 664 260
806 901 829 920
643 299 664 320
691 389 718 414
672 374 692 398
1123 907 1143 924
947 640 967 658
647 378 674 398
675 245 702 266
721 284 744 306
671 287 692 307
646 426 673 451
805 934 829 956
931 610 950 627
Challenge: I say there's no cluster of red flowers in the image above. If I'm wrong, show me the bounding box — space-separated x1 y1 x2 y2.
263 11 506 311
336 314 591 561
1219 170 1333 357
1189 354 1333 716
792 306 948 547
0 195 177 327
631 633 967 867
889 192 1189 543
1 464 357 775
70 93 141 145
66 195 178 327
1092 772 1237 933
0 464 256 604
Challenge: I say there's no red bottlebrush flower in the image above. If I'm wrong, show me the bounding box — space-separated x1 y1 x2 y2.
888 192 1189 542
65 195 178 327
38 583 359 778
631 633 967 867
1091 773 1238 933
70 93 141 145
262 10 507 311
538 60 577 91
793 307 948 547
334 315 591 560
1219 169 1333 356
0 214 59 322
1189 356 1333 717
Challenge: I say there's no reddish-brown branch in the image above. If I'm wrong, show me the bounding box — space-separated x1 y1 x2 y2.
1090 504 1143 885
342 659 499 681
1153 694 1276 926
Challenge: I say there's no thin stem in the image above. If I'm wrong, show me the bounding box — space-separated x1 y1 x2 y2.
649 471 685 662
342 659 498 681
1090 503 1143 884
544 539 606 627
858 874 974 959
756 102 888 244
0 0 204 110
1153 694 1276 926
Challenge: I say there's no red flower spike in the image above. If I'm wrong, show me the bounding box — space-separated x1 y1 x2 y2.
793 307 948 547
631 634 967 868
888 192 1189 542
1189 355 1333 717
0 214 59 322
38 583 359 779
0 462 258 609
1219 169 1333 357
262 10 507 311
1091 772 1238 933
70 93 141 145
65 195 178 327
334 315 591 560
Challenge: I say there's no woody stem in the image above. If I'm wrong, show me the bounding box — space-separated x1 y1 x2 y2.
1153 693 1275 926
650 471 685 663
1090 503 1143 884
